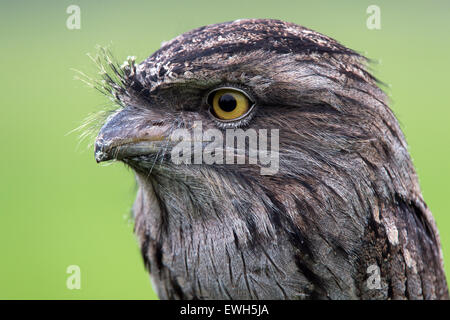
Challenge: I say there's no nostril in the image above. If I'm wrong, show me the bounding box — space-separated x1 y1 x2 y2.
151 120 164 126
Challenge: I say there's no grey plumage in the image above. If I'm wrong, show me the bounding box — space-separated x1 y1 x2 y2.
93 19 448 299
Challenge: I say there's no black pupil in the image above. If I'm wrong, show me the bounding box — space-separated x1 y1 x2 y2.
218 94 237 112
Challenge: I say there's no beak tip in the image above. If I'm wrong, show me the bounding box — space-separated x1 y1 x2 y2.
94 139 110 163
95 153 103 163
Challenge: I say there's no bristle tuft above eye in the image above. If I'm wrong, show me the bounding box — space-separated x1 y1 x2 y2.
77 46 142 107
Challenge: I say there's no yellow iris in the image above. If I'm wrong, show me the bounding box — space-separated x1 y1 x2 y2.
211 89 250 120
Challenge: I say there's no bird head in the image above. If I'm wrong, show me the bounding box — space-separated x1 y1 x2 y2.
93 19 421 298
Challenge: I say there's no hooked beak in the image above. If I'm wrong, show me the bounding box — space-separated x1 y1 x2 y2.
94 109 171 163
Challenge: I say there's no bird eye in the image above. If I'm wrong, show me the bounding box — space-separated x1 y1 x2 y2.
207 88 253 121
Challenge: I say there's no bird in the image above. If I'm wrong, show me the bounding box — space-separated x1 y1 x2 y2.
93 19 448 299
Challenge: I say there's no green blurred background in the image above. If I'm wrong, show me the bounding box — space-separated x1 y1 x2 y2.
0 0 449 299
